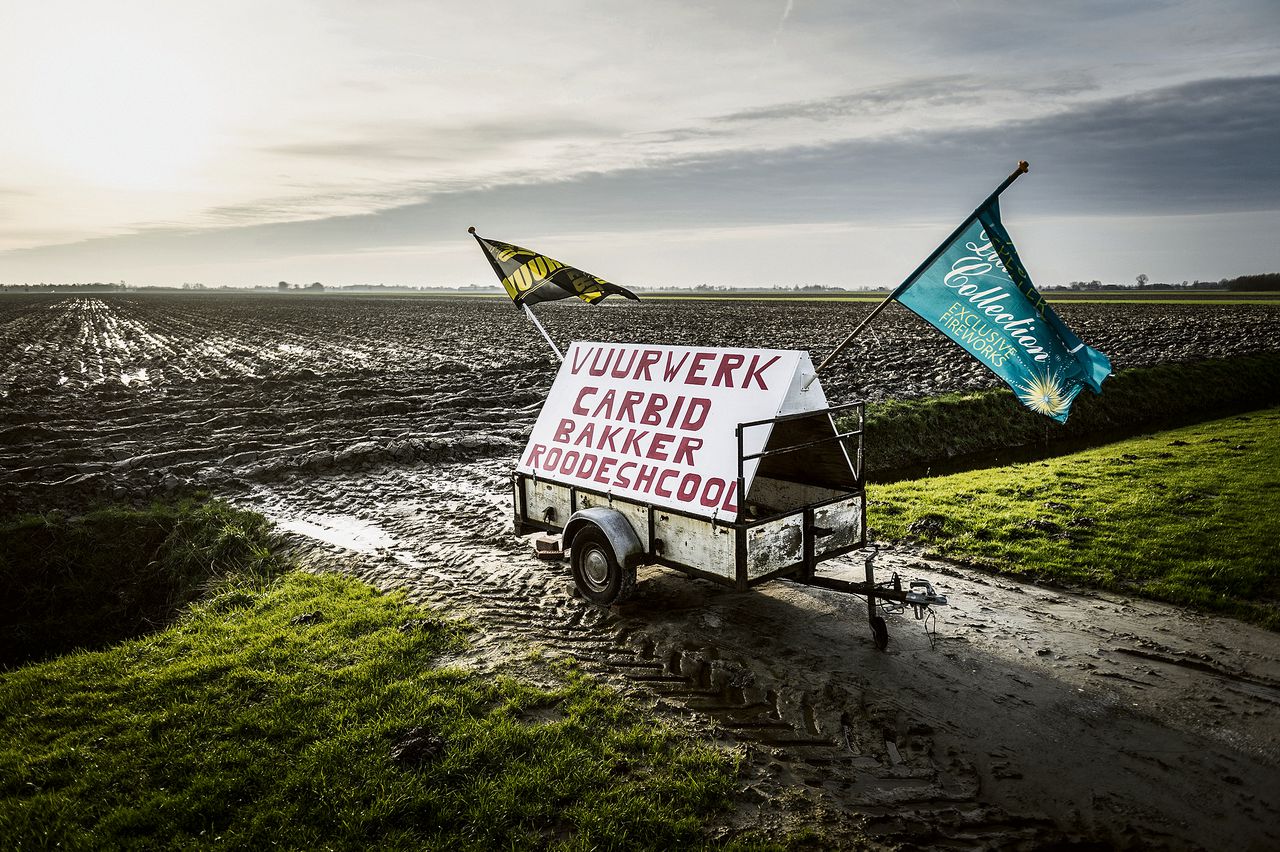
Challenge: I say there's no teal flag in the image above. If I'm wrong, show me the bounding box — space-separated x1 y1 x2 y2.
893 199 1111 422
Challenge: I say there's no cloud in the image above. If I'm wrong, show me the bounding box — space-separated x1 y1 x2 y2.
261 115 614 163
3 74 1277 280
709 74 1097 125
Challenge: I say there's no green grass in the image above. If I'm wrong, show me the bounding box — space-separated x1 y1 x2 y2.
0 571 767 850
855 353 1280 476
0 499 288 668
868 408 1280 628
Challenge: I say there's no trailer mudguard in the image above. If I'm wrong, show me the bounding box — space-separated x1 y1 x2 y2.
564 507 645 569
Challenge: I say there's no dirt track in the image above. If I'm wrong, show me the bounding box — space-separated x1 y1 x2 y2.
5 293 1280 847
247 459 1280 850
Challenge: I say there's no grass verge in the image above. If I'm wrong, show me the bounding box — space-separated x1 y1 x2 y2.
855 352 1280 476
868 407 1280 628
0 499 288 668
0 571 761 850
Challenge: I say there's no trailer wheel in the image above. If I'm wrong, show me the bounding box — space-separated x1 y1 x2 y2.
870 616 889 651
571 526 636 606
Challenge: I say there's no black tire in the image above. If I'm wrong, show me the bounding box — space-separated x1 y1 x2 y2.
870 615 889 651
570 526 636 606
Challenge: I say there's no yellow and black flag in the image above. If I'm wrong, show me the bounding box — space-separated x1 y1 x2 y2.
469 227 639 308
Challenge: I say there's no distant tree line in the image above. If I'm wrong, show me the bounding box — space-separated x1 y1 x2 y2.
0 282 128 292
1043 272 1279 292
1223 273 1280 291
5 273 1277 293
639 283 854 292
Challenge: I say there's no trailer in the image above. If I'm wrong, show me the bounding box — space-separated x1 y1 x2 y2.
512 341 946 649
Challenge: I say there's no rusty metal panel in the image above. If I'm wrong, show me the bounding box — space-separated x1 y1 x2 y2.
654 510 735 579
748 476 847 514
524 479 573 529
746 513 804 580
815 496 864 559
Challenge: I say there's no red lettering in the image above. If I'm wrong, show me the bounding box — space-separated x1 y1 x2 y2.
553 418 575 443
672 436 703 465
681 398 711 431
573 422 596 447
712 353 743 387
575 452 598 479
610 349 638 378
593 456 618 485
633 464 658 493
524 443 546 468
590 389 617 418
654 468 679 497
721 481 738 513
743 354 781 390
560 451 580 475
599 424 622 452
588 347 614 377
617 390 644 421
646 432 674 461
615 461 637 488
700 477 726 508
545 447 563 469
676 473 700 501
570 346 593 374
686 352 714 385
619 429 648 455
572 386 596 416
640 393 667 426
665 395 685 428
636 349 661 380
663 351 690 382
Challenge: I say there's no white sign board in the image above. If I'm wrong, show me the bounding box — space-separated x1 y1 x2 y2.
517 341 827 520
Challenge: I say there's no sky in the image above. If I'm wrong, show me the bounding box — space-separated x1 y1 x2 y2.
1 0 1278 289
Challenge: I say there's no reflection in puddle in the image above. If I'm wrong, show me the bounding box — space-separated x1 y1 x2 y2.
273 512 394 554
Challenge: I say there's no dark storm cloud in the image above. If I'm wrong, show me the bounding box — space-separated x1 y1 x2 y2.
573 73 1280 222
4 74 1277 272
995 74 1280 214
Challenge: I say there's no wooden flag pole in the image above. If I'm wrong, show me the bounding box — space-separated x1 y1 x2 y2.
523 303 564 362
802 161 1029 391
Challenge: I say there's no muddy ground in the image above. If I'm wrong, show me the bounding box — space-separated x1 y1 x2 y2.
250 460 1280 850
4 293 1280 848
4 293 1280 512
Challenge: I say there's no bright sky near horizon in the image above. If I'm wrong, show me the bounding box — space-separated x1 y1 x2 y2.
1 0 1278 289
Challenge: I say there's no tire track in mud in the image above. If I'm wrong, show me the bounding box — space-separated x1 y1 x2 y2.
6 293 1280 846
242 460 1271 850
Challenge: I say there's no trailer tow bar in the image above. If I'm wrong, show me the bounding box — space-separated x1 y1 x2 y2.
799 546 948 651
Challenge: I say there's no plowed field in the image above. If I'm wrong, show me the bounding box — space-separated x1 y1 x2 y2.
4 291 1280 848
3 292 1278 508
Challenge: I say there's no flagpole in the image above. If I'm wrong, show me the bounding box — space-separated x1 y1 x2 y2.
803 160 1029 390
523 303 564 362
468 225 565 361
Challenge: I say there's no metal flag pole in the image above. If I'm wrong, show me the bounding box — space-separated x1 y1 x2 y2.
523 303 564 362
802 160 1030 390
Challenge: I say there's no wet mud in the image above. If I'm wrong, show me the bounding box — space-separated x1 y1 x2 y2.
4 293 1280 511
4 293 1280 847
248 460 1280 850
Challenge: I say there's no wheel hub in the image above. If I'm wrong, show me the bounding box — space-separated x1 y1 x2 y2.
582 547 610 590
